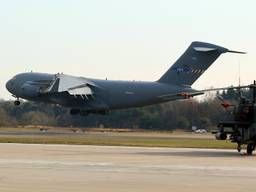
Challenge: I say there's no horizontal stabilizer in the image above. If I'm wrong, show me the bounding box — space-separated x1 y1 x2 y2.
227 50 247 54
158 91 204 101
194 46 246 54
158 84 252 101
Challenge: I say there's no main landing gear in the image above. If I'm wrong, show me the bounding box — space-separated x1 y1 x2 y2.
70 109 108 116
70 109 81 115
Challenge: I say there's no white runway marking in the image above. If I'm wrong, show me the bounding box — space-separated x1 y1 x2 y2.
0 159 256 177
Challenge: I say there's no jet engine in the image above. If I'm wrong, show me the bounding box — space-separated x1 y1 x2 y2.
215 132 227 140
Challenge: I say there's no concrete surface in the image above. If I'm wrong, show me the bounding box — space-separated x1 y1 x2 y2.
0 143 255 192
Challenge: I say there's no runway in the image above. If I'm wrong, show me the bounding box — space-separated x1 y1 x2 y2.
0 144 255 192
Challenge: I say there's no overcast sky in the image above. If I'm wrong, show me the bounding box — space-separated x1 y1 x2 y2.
0 0 255 99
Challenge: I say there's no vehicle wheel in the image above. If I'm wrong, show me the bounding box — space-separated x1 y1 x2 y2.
14 100 20 106
237 145 241 153
247 143 254 155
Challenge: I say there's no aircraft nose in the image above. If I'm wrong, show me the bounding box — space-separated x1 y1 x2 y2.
6 79 14 94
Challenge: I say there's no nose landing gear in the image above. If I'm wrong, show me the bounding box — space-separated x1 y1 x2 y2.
12 95 21 106
14 99 20 106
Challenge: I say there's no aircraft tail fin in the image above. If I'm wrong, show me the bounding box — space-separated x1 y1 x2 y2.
158 41 245 86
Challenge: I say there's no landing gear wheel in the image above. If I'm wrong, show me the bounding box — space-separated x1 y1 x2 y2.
247 143 255 155
80 111 89 116
70 109 80 115
14 100 20 106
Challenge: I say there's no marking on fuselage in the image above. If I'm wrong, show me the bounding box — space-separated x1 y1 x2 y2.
125 91 134 95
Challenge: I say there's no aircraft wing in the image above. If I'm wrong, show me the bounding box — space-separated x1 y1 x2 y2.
41 74 98 99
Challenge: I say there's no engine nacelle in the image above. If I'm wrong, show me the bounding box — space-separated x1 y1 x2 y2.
21 83 40 98
215 132 227 140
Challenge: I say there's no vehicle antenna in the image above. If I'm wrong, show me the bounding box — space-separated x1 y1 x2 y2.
253 80 256 104
237 56 242 98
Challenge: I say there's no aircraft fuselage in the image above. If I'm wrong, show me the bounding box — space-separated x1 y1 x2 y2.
6 72 195 112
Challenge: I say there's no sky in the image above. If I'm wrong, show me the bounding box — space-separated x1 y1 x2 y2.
0 0 256 99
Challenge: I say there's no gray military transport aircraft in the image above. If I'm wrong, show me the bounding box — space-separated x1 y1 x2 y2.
6 41 245 116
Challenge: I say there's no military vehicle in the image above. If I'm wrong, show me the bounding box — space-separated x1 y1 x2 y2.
215 81 256 155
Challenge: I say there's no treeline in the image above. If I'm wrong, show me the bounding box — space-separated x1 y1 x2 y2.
0 88 244 130
0 99 224 130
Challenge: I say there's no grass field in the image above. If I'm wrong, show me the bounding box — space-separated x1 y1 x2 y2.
0 127 237 149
